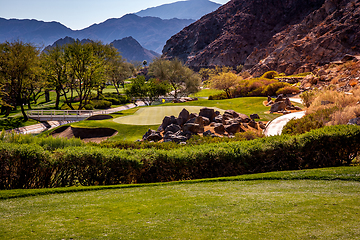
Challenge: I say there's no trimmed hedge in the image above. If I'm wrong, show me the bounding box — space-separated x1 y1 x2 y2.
0 125 359 189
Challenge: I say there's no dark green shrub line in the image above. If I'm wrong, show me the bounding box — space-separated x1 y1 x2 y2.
0 125 359 189
1 166 359 200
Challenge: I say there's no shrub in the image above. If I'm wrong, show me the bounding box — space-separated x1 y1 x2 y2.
300 89 319 108
261 71 279 79
275 86 300 96
208 92 228 100
84 104 94 110
92 100 112 109
282 107 337 135
261 82 290 96
1 125 359 189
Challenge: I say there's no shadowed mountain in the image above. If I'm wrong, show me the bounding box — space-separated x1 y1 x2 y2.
45 36 160 63
135 0 221 20
110 37 160 63
163 0 360 75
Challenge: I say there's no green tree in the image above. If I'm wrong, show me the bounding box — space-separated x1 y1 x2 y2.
107 57 133 95
0 41 40 120
62 41 111 110
209 72 240 99
126 76 170 106
148 58 201 99
41 44 67 109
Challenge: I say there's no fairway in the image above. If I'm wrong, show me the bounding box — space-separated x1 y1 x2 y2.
113 105 225 125
1 180 359 239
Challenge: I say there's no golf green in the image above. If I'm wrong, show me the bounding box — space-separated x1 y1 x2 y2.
113 106 225 125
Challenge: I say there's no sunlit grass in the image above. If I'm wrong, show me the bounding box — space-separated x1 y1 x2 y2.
1 166 360 239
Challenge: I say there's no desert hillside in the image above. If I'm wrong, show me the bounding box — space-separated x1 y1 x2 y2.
163 0 360 76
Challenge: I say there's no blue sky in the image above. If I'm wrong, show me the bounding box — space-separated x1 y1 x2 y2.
0 0 230 30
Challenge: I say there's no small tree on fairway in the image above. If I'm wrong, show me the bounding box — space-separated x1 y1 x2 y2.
210 72 240 99
126 76 170 106
148 58 201 99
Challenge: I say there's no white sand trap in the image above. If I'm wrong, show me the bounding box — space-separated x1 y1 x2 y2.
113 106 225 125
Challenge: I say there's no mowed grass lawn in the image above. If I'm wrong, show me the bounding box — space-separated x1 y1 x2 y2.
1 167 360 239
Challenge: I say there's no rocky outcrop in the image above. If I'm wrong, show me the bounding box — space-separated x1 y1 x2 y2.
143 107 263 142
163 0 360 75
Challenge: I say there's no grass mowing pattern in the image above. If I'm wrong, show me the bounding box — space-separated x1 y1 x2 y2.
113 106 225 125
0 167 360 239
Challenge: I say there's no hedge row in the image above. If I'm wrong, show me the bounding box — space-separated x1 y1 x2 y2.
0 125 359 189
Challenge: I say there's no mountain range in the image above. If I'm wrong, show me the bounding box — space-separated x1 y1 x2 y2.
136 0 221 20
0 0 221 54
163 0 360 75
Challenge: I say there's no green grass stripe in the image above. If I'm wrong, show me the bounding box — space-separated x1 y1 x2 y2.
113 105 225 125
1 166 359 200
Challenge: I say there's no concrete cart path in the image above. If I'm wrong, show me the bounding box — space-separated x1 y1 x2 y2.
264 111 306 136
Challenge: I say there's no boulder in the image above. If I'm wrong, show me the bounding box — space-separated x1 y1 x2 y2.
177 108 190 125
248 120 257 129
158 116 171 131
224 110 241 118
170 135 188 143
163 131 174 140
223 112 235 120
274 94 284 102
237 113 251 123
203 130 216 137
348 117 360 125
250 114 260 120
214 123 225 134
143 129 162 141
214 115 223 123
164 124 181 133
200 116 210 126
183 123 204 133
199 107 216 122
225 123 243 134
266 100 274 106
284 98 292 107
258 121 266 129
189 113 198 119
270 101 287 113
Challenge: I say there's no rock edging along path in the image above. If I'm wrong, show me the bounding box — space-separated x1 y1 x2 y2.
10 101 146 135
264 111 305 136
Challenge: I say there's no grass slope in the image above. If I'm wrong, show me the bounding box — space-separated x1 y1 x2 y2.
0 167 359 239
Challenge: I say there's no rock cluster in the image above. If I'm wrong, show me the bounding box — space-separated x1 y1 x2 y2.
142 107 266 142
267 95 302 114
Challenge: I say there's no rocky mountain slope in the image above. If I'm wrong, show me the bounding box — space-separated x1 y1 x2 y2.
136 0 221 20
163 0 360 75
45 36 159 63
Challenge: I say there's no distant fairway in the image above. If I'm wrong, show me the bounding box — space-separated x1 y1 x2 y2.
113 105 225 125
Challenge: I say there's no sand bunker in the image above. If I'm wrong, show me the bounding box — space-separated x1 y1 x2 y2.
51 126 117 143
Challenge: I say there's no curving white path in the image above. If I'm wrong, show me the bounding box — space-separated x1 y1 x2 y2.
264 111 306 136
